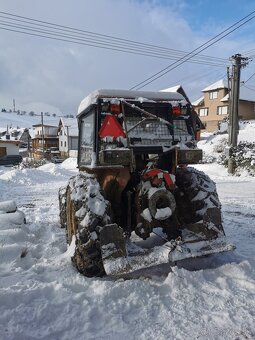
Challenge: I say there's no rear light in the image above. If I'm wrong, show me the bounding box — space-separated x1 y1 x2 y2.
101 102 122 114
172 106 182 116
110 104 122 114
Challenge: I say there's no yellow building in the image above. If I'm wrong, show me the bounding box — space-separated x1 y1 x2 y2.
192 79 255 132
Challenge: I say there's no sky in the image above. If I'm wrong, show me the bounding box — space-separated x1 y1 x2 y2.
0 0 255 115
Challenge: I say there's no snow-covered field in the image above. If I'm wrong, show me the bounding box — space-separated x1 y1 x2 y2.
0 157 255 338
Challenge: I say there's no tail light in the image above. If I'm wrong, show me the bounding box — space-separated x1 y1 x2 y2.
101 102 122 115
110 104 122 114
172 105 182 116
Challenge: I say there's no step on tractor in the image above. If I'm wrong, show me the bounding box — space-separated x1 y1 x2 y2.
59 89 234 277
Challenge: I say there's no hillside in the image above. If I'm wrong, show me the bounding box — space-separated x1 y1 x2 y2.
0 110 62 130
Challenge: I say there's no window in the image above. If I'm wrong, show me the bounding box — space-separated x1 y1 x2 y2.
80 111 95 165
61 141 63 147
209 91 218 99
217 106 228 115
64 141 67 147
198 108 209 117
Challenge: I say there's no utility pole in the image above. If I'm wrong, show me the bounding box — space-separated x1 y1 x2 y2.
41 112 45 158
227 54 249 174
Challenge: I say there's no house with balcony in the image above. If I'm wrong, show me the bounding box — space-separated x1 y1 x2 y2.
192 79 255 132
58 118 78 158
31 122 59 158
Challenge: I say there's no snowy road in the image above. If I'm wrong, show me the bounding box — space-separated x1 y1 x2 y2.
0 160 254 340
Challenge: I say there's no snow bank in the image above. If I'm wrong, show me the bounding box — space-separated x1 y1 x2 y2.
198 120 255 176
0 200 17 213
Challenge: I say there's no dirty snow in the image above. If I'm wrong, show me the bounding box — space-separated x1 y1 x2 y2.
0 156 255 338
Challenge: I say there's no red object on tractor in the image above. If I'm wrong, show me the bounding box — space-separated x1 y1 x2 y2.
143 169 175 189
99 115 126 138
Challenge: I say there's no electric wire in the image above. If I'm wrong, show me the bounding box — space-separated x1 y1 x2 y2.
0 22 227 66
0 11 228 67
241 84 255 91
0 16 221 61
243 70 255 84
0 23 227 66
165 69 227 91
0 11 227 63
0 25 228 67
130 10 255 90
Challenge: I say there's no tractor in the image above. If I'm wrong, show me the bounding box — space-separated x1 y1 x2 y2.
59 89 233 277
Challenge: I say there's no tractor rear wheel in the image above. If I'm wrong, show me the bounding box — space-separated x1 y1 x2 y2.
175 167 223 229
61 173 111 277
58 185 67 229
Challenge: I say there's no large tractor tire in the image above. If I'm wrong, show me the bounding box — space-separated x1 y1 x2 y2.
59 186 68 229
60 172 111 277
175 167 223 231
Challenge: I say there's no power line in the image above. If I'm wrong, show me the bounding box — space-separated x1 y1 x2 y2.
130 10 255 90
0 25 227 67
241 84 255 91
0 21 227 66
241 47 255 56
162 68 226 93
243 71 255 84
0 11 227 63
0 11 227 67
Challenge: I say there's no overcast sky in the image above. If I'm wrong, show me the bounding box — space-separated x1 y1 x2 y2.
0 0 255 114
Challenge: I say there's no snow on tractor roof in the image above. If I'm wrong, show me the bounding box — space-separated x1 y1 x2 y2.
77 89 186 116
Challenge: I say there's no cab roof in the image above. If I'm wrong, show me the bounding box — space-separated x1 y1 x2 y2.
77 89 186 117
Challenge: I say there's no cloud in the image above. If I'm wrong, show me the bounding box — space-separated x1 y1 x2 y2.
0 0 254 114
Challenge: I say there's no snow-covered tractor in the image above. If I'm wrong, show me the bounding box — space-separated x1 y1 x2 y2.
59 89 233 277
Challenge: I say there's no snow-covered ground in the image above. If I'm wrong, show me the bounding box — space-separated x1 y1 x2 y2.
0 154 255 338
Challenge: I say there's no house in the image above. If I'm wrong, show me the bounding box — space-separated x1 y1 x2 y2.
58 118 78 158
10 128 31 145
0 133 22 157
31 122 59 158
0 127 31 146
192 79 255 132
161 85 205 139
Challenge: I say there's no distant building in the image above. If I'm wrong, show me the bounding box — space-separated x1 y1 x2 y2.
0 127 30 145
0 137 21 157
58 118 78 158
31 122 59 158
0 127 30 157
192 79 255 132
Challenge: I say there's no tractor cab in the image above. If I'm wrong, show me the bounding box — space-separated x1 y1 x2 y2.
77 89 202 172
